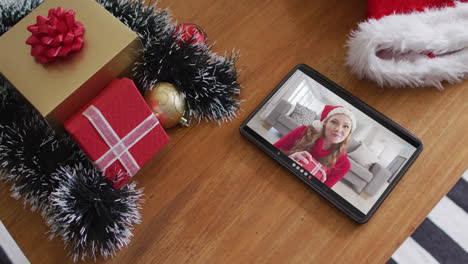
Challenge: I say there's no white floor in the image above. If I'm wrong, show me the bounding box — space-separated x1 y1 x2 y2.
247 116 389 214
247 115 281 144
332 180 389 214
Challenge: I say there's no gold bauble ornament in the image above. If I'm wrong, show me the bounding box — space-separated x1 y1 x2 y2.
144 82 186 128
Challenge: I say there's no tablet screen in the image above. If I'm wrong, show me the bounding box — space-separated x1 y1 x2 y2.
241 65 422 222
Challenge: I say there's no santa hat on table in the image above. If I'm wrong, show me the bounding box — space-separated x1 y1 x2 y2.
312 105 356 132
346 0 468 89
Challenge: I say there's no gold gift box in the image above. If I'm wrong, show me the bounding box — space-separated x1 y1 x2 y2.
0 0 142 128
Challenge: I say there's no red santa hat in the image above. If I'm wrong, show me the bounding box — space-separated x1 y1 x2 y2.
346 0 468 89
312 105 356 131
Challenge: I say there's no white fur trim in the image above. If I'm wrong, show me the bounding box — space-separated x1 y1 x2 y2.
326 108 356 131
312 120 322 131
346 2 468 89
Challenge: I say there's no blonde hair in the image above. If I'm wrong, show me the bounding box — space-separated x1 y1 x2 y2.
285 116 352 169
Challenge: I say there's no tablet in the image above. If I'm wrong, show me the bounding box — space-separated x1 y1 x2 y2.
240 64 423 223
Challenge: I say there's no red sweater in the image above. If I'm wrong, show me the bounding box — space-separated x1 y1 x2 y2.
273 126 350 188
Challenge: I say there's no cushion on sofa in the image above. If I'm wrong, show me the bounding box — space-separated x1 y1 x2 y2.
289 104 316 126
276 99 294 113
364 163 392 196
341 171 369 193
346 138 361 153
348 158 374 182
277 114 301 131
348 143 379 169
264 99 293 126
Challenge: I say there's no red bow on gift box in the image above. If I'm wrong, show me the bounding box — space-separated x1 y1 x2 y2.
25 7 85 64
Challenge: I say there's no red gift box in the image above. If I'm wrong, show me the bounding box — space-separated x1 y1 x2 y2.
64 78 170 188
299 157 326 182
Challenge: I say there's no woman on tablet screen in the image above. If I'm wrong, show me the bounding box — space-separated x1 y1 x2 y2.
274 105 356 188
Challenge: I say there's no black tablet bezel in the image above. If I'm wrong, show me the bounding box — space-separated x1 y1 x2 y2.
239 64 423 223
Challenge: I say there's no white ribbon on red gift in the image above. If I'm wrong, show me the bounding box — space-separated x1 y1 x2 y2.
309 158 326 181
83 105 159 176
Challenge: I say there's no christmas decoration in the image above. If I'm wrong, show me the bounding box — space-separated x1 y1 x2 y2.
311 105 356 132
65 78 170 189
1 0 143 127
174 23 207 47
0 0 241 261
47 164 143 261
0 0 44 36
25 7 85 64
95 0 172 43
0 81 145 261
134 34 241 123
144 82 186 128
346 0 468 89
0 77 35 126
0 116 81 212
94 0 240 124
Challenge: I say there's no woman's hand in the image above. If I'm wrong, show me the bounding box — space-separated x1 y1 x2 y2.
288 151 313 164
289 151 327 183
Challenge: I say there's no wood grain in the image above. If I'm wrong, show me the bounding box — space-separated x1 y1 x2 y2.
1 0 468 263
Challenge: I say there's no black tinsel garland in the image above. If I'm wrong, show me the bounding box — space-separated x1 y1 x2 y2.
0 76 145 262
0 0 241 261
96 0 241 123
47 164 143 261
0 119 80 212
134 35 241 122
0 77 35 125
0 0 43 36
95 0 172 42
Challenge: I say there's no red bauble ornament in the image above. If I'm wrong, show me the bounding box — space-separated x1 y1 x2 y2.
174 23 207 47
25 7 85 64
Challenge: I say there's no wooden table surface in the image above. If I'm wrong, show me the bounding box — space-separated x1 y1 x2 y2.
1 0 468 263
